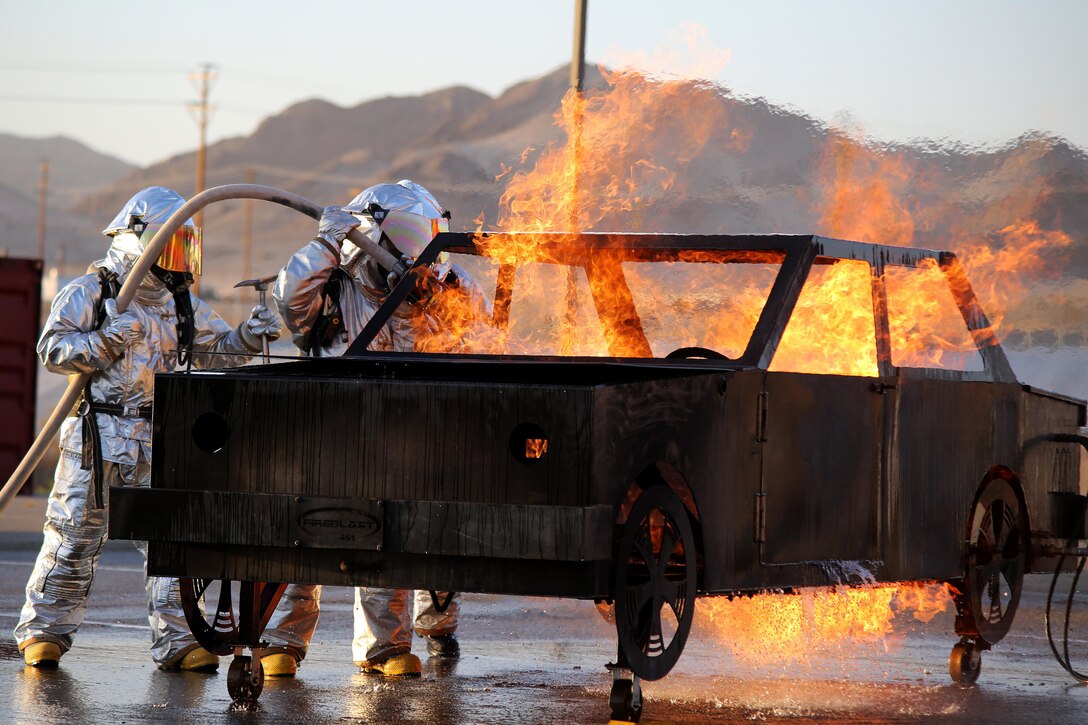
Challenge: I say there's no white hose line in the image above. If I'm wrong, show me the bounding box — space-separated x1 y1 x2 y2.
0 183 396 516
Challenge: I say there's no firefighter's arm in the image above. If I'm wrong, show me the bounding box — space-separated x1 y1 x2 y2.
272 240 342 350
37 275 132 374
187 296 281 368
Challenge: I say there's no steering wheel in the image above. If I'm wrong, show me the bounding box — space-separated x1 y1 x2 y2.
664 346 732 361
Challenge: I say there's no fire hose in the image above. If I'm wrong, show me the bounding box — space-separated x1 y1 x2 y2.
0 183 405 517
1044 433 1088 682
1046 551 1088 681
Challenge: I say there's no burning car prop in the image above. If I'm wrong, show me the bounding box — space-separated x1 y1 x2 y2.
110 220 1086 720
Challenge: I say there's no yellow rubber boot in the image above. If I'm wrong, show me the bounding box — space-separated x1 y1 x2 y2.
23 641 62 668
178 646 219 672
357 652 422 677
261 652 298 678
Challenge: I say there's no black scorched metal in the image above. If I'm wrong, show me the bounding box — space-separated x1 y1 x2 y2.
110 232 1087 719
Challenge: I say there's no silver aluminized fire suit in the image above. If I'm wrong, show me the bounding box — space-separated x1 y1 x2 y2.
266 237 491 665
14 247 263 667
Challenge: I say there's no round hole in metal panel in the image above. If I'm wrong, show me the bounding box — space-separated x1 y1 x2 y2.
193 411 230 453
510 422 548 465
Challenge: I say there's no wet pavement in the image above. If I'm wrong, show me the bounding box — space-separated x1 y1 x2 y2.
2 524 1087 724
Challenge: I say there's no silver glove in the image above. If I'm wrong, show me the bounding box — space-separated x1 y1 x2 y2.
239 304 281 351
317 206 361 248
101 298 144 349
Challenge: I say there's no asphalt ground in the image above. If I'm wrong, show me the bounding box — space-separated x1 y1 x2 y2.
2 498 1088 724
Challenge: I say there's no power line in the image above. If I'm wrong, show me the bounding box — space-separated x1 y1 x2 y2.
1 93 275 118
37 161 48 260
0 61 188 74
0 59 477 102
241 163 372 186
216 103 271 117
121 162 364 192
221 66 349 96
189 63 218 229
0 94 185 106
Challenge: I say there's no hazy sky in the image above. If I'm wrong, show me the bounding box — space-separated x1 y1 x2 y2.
1 0 1085 167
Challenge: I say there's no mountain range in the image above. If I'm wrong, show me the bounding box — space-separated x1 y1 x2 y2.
1 65 1085 346
0 134 134 262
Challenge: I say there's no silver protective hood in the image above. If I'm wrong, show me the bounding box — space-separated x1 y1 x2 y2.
102 186 194 237
341 180 449 259
341 180 445 220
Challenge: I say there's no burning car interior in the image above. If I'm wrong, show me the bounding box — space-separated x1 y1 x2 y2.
108 205 1087 721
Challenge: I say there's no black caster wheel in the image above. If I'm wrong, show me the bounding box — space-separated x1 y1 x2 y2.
179 579 288 657
614 485 697 682
608 675 642 722
963 471 1029 646
227 654 264 705
949 640 982 684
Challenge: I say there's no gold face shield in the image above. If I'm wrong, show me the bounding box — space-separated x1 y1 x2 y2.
148 225 202 275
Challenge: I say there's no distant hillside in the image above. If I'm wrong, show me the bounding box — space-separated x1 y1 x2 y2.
73 67 604 290
0 133 134 204
59 66 1088 352
0 133 134 261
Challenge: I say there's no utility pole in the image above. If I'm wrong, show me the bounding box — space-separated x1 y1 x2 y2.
570 0 588 92
188 63 217 229
569 0 588 221
561 0 588 355
37 160 49 260
561 0 587 352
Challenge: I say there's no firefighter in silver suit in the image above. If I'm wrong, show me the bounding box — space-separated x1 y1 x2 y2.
14 186 280 670
266 180 491 678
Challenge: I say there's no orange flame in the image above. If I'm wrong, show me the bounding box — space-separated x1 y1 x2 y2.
957 219 1074 338
411 29 1073 374
885 258 986 369
492 68 729 235
817 132 916 247
414 60 745 356
697 582 954 663
771 259 879 376
525 438 548 459
814 130 1075 361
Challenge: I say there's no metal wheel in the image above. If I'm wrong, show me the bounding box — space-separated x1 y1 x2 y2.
227 654 264 705
614 485 698 681
963 471 1029 645
949 639 982 684
608 676 642 722
178 579 288 655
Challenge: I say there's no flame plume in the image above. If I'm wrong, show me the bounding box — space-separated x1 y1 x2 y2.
407 26 1069 660
698 583 954 664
